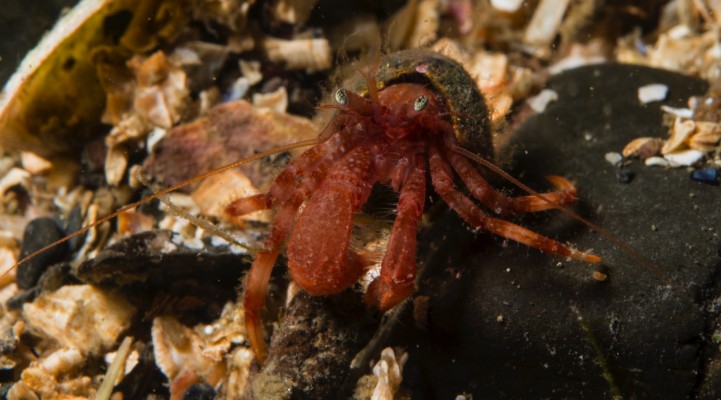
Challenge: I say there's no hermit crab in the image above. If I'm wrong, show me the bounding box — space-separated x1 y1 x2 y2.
226 49 601 362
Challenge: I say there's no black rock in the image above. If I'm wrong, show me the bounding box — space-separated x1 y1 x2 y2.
16 217 68 289
691 168 719 185
405 64 718 398
75 230 247 288
6 287 39 310
615 169 635 184
183 383 216 400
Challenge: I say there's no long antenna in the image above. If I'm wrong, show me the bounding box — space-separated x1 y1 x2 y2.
452 145 695 306
9 138 321 274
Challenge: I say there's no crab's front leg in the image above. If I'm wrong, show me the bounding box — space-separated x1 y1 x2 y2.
242 192 305 362
226 133 349 216
365 156 426 311
288 145 375 295
444 148 577 214
429 147 600 263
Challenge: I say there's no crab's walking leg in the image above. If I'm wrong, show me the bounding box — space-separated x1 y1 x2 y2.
365 157 426 310
429 147 600 263
242 192 304 362
287 146 375 295
444 149 576 214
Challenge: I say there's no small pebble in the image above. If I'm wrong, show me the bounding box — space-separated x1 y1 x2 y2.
616 170 635 184
592 271 608 281
638 83 668 104
16 218 68 289
527 89 558 113
604 152 623 166
183 383 216 400
645 156 671 167
690 168 719 185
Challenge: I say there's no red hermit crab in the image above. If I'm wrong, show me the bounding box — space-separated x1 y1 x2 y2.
226 49 601 362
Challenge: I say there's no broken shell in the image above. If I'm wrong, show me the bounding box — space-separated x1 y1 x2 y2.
191 169 268 223
660 105 694 119
527 89 559 113
662 117 695 154
0 168 30 202
20 152 53 175
604 152 623 166
592 271 608 282
40 348 83 377
129 51 189 130
271 0 319 25
144 100 317 192
151 316 227 392
262 37 331 72
664 149 705 166
622 137 664 160
103 341 139 379
645 156 671 167
523 0 570 49
386 0 440 50
252 87 289 114
490 0 524 12
22 285 136 355
689 121 721 152
239 60 263 86
224 347 255 399
548 41 608 74
105 143 129 187
370 347 408 400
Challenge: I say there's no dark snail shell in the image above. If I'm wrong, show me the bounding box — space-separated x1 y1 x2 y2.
362 49 493 159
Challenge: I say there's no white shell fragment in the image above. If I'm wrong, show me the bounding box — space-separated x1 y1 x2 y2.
662 117 696 154
622 137 664 160
638 83 668 104
604 152 623 166
660 105 694 118
490 0 524 12
689 121 721 152
0 168 30 201
22 285 136 355
39 348 83 376
151 316 227 388
262 37 331 72
523 0 570 47
371 347 408 400
644 156 671 167
252 86 289 114
527 89 559 112
548 41 607 74
664 149 705 166
20 152 52 174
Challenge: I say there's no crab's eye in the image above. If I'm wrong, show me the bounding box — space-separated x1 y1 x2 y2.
414 95 428 112
335 89 348 105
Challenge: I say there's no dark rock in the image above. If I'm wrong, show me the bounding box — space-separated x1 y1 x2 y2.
37 263 80 292
405 64 718 398
16 217 68 289
183 383 216 400
691 168 719 185
615 169 634 184
6 288 39 310
64 206 87 252
246 290 379 400
75 230 248 288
